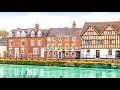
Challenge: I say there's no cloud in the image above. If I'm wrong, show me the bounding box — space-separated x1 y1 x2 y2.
0 12 120 32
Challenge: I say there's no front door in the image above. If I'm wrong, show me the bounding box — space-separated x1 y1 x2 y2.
15 48 19 58
76 52 80 59
96 50 100 58
58 52 62 59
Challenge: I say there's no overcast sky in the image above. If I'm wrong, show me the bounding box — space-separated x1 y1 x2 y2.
0 12 120 31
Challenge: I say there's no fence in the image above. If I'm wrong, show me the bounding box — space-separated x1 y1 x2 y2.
0 53 120 61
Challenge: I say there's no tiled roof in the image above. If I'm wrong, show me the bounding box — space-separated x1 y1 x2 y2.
82 21 120 35
11 28 49 37
47 28 82 37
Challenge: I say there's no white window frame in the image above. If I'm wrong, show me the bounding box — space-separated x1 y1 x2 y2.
9 40 13 47
16 31 21 37
65 36 69 41
65 51 69 56
58 44 62 49
52 37 56 41
52 44 56 49
21 40 25 47
53 51 56 56
38 31 42 37
9 32 13 37
31 31 35 37
71 52 75 56
33 48 39 54
65 44 69 50
21 48 24 54
47 51 51 56
38 40 42 46
72 44 76 50
47 44 51 49
58 37 62 41
31 40 35 46
72 36 76 41
9 48 12 54
21 31 26 37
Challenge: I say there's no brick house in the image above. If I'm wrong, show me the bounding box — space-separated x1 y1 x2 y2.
7 21 82 59
7 23 49 58
45 21 82 59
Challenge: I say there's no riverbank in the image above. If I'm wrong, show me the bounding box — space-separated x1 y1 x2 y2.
0 59 120 69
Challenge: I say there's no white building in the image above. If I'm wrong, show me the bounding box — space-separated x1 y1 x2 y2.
80 21 120 59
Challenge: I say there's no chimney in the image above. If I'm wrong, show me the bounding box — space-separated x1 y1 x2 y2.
72 21 76 28
35 23 39 29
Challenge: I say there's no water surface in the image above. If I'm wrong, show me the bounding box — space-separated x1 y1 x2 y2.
0 64 120 78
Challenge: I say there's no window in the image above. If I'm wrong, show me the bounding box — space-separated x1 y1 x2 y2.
85 40 92 44
31 31 35 37
47 37 51 41
108 49 112 55
47 44 51 49
38 40 42 46
9 32 13 37
109 40 112 44
65 44 69 50
65 36 69 41
72 44 76 50
16 31 21 37
71 52 75 56
33 48 38 54
86 49 90 57
96 40 104 44
65 52 69 56
21 48 24 54
58 44 62 49
52 44 56 49
72 36 76 41
31 40 35 46
38 31 42 37
21 31 26 37
58 37 62 41
53 52 56 56
88 32 91 35
52 37 56 41
9 41 13 47
21 41 24 47
9 48 12 54
47 51 51 56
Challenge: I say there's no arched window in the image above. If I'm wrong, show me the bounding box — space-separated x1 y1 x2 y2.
21 31 26 37
9 32 13 37
16 31 21 37
38 31 42 37
108 49 112 55
31 31 35 37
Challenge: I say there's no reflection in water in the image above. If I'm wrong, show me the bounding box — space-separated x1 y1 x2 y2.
0 64 120 78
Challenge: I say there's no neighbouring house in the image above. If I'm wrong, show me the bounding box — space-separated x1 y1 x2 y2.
45 21 82 59
80 21 120 59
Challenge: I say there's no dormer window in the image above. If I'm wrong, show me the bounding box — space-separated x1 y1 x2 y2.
9 32 13 37
31 31 35 37
21 31 26 37
16 31 21 37
38 31 42 37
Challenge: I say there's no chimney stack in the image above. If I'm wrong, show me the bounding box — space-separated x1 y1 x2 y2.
72 21 76 28
35 23 39 29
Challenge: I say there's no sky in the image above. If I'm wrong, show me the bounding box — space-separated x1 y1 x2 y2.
1 12 120 31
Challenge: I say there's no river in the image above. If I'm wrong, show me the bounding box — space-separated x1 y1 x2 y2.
0 64 120 78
